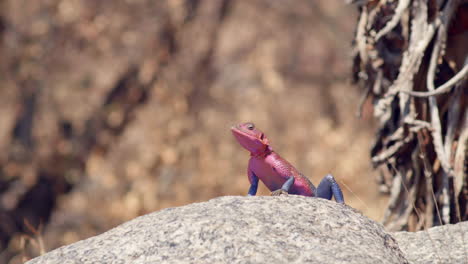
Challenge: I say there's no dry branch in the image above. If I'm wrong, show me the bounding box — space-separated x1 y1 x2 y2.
351 0 468 231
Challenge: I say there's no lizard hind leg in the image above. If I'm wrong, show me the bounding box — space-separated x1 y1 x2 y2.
316 174 345 203
271 176 295 196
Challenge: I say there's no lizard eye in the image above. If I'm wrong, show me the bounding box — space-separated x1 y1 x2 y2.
246 123 255 130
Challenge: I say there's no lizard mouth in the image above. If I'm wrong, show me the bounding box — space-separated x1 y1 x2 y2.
231 125 252 141
231 125 265 145
231 125 254 138
231 125 251 138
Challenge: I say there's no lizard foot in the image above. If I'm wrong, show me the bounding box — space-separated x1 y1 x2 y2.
271 189 289 196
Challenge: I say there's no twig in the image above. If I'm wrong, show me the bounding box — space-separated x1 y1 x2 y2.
338 179 371 212
371 140 405 165
391 161 444 263
23 219 46 256
383 0 438 129
400 1 467 98
421 3 453 175
356 6 369 66
425 0 459 223
404 118 432 132
400 161 420 230
453 114 468 196
452 117 468 264
374 0 411 41
401 63 468 97
444 85 462 160
415 135 433 227
382 165 403 226
417 132 443 226
356 82 372 118
428 55 452 224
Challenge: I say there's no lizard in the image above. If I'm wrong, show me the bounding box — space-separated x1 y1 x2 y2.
231 122 345 203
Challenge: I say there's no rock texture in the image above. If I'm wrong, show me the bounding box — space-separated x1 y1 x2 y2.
26 196 407 264
393 221 468 264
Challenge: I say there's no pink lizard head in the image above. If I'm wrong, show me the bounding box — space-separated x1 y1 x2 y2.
231 122 270 156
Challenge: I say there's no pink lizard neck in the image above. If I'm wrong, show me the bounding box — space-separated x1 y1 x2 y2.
250 145 273 158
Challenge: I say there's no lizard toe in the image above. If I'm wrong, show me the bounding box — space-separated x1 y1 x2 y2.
271 189 289 196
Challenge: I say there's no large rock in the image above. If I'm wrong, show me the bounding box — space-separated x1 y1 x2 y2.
27 196 407 264
393 221 468 264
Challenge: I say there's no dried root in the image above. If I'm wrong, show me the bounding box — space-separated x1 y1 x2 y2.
351 0 467 231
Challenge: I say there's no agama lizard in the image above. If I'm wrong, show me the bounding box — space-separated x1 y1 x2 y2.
231 122 345 203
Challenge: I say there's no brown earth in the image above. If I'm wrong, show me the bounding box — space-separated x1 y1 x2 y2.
0 1 387 263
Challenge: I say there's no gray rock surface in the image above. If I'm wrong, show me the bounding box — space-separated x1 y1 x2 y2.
393 221 468 264
27 196 408 264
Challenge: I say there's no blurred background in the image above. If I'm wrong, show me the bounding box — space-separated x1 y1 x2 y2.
0 0 388 262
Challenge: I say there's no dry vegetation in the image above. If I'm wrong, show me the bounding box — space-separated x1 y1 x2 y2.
351 0 467 231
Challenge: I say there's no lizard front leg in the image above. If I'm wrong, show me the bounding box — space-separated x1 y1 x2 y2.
247 170 259 196
271 176 295 196
316 174 345 203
